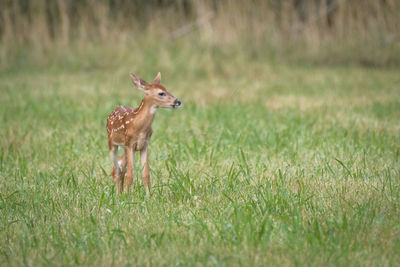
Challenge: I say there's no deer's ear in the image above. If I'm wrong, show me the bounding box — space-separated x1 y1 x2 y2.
152 72 161 84
130 73 149 92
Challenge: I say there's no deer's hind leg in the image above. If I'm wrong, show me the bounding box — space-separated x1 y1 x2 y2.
110 145 126 195
118 149 127 193
112 153 126 183
125 146 135 192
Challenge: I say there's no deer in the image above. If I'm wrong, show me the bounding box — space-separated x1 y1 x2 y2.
106 72 181 196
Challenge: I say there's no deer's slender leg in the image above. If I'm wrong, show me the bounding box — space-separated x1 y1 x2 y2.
140 143 150 196
125 146 135 192
112 153 125 183
118 148 127 192
110 145 122 195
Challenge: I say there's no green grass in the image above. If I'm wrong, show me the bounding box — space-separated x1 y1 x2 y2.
0 44 399 266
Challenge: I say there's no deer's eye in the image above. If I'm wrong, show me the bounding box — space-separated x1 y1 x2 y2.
158 92 166 97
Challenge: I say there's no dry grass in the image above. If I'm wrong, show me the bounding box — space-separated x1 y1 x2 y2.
1 0 400 68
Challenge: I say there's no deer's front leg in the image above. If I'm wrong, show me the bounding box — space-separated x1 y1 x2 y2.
140 144 150 196
112 153 126 183
125 146 135 192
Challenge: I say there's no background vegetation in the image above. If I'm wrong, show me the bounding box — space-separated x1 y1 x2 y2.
1 0 399 266
1 0 400 69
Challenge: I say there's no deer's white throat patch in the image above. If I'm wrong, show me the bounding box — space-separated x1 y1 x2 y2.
150 106 157 114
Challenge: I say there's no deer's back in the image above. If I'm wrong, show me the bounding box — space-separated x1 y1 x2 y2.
106 106 139 146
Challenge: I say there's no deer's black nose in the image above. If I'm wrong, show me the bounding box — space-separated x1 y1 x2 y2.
175 99 182 106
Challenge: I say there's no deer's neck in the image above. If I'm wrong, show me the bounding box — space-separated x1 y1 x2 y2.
134 99 157 129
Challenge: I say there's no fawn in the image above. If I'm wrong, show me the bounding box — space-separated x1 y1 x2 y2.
106 72 181 195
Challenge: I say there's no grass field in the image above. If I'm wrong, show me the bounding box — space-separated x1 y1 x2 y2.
1 44 400 266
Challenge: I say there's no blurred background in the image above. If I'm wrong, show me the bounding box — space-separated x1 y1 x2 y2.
1 0 400 72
